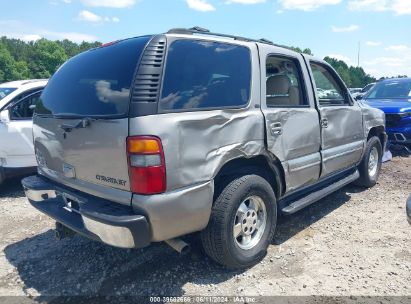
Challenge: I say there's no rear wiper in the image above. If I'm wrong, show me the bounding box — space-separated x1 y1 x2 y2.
60 118 92 133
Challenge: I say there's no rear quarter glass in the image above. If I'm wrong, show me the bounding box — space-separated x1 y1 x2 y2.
36 36 151 117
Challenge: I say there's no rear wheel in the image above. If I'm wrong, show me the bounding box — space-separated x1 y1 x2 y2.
355 136 382 187
201 174 277 269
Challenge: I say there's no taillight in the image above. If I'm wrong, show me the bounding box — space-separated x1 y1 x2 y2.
127 136 166 195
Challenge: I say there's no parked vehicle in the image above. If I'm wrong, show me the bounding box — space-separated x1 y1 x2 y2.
21 28 386 269
361 78 411 148
407 195 411 225
0 80 48 185
361 82 376 94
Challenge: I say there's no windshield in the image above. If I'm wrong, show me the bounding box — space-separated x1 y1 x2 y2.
0 88 17 100
365 80 411 99
36 36 151 118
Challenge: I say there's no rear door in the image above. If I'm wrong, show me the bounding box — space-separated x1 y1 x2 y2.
259 45 321 192
306 59 364 177
33 37 151 203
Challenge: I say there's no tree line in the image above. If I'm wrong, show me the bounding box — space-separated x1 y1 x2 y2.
0 36 395 88
0 37 101 83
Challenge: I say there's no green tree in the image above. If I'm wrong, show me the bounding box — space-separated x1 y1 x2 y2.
324 56 376 88
0 42 29 82
29 39 68 78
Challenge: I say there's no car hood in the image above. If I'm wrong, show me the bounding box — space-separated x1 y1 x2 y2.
363 98 411 114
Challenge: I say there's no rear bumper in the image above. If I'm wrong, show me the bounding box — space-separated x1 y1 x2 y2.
21 175 151 249
407 195 411 225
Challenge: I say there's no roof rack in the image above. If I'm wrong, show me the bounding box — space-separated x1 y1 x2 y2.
166 27 283 48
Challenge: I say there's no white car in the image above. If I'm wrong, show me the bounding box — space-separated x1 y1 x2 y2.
0 79 48 185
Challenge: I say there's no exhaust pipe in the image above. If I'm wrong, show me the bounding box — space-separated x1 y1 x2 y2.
55 222 76 240
165 238 191 255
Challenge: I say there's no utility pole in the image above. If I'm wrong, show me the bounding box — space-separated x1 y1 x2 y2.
357 41 361 67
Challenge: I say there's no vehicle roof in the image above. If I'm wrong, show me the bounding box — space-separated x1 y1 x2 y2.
379 78 411 83
164 27 304 56
0 79 48 88
0 79 48 111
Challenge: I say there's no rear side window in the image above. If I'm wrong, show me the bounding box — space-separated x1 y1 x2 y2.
266 55 307 107
160 40 251 111
36 36 151 117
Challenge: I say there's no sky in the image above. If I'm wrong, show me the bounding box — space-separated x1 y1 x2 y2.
1 0 410 79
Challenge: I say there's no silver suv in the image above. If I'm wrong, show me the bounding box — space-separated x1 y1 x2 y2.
22 28 386 269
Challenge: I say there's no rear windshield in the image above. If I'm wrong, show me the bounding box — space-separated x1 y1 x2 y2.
159 39 251 111
0 88 16 100
36 36 151 117
366 80 411 99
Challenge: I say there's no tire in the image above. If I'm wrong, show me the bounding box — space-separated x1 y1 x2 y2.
354 136 382 188
0 167 4 186
201 174 277 269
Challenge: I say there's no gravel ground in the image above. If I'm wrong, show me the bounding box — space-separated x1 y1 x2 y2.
0 153 410 302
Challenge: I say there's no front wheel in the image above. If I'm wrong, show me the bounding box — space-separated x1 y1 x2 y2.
201 175 277 269
354 136 382 187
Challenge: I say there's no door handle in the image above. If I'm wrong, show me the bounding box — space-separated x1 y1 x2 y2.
270 122 283 135
321 118 328 128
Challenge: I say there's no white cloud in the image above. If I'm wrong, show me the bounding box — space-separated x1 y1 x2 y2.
226 0 266 4
278 0 342 11
186 0 216 12
386 44 410 52
50 0 72 5
44 31 98 42
78 10 102 22
366 41 382 47
327 54 352 64
363 53 411 78
348 0 411 15
0 20 98 43
78 10 120 23
364 57 404 67
81 0 135 8
22 34 42 41
331 24 360 32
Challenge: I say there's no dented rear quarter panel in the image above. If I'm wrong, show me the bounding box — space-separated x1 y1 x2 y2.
129 108 266 192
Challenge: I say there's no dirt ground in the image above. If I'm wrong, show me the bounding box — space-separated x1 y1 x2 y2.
0 153 410 303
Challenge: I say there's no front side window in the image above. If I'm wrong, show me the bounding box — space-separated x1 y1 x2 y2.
10 91 42 120
310 62 349 106
160 40 251 111
266 56 306 107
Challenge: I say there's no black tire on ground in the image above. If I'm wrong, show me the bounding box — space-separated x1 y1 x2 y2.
354 136 382 188
201 174 277 269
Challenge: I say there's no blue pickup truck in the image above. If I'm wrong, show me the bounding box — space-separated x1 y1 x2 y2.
361 78 411 148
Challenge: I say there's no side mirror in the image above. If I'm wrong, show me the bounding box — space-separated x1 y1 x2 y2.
0 110 10 123
355 94 363 101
